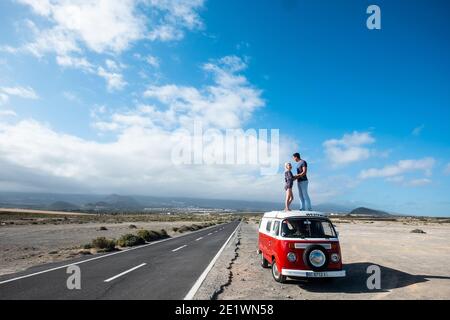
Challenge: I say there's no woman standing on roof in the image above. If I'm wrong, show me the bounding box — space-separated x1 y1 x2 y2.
284 162 295 211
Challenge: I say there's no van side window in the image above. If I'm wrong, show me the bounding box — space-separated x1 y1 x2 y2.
321 221 335 237
266 220 272 232
272 221 280 235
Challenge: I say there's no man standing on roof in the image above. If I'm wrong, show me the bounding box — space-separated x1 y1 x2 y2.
293 152 312 211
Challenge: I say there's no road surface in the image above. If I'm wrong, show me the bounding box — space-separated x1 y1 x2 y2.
0 220 240 300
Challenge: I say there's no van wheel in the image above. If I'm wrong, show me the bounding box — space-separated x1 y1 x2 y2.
261 253 269 268
271 260 287 283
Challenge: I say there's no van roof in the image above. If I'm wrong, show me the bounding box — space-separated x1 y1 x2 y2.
263 210 329 219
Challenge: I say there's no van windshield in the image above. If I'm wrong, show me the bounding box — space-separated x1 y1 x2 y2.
280 218 337 239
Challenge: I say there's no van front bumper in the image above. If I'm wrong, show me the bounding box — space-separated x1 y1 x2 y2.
282 269 346 278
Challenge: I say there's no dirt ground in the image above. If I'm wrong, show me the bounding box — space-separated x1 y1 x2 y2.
0 218 215 276
196 220 450 300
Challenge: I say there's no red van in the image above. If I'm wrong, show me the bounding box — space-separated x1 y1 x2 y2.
258 211 346 283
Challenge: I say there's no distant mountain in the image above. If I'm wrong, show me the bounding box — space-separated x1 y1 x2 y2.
103 194 141 208
83 194 141 211
0 191 381 214
48 201 79 211
348 207 392 217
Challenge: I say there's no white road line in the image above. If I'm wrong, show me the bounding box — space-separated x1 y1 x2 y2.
172 245 187 252
195 237 203 241
104 263 146 283
184 222 241 300
207 233 212 235
0 222 232 285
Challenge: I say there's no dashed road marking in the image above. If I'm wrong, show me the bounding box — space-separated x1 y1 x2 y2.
104 263 146 283
172 245 187 252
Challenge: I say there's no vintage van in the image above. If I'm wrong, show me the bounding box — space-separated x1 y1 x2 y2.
258 211 346 283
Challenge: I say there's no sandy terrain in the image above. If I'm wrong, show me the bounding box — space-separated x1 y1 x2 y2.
196 220 450 300
0 214 224 276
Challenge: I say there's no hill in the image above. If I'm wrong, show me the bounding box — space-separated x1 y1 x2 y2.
349 207 392 217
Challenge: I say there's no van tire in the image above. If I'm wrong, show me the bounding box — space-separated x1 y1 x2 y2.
271 260 287 283
303 245 329 271
261 253 269 268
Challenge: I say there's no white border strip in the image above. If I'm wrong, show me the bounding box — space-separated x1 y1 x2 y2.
0 222 231 285
183 222 241 300
104 263 146 282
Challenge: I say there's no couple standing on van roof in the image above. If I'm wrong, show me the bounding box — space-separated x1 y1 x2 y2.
284 153 312 212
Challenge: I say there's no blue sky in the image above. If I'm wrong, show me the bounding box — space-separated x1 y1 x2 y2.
0 0 449 216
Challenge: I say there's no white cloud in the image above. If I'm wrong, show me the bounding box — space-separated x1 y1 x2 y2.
0 86 39 100
149 0 204 29
0 45 21 54
412 124 425 136
386 176 404 183
3 1 205 90
97 66 127 92
0 93 9 105
323 131 375 166
359 157 435 179
24 24 81 58
145 55 160 68
385 175 432 187
0 56 292 200
62 91 80 103
445 163 450 175
14 0 204 56
56 55 94 71
147 0 204 41
105 59 125 71
143 55 264 129
0 110 17 117
405 178 431 187
18 0 147 54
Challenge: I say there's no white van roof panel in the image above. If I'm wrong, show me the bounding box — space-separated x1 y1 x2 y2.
263 210 329 219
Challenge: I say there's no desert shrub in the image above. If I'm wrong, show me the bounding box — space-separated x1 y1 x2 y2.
172 227 179 232
82 243 92 249
411 229 426 234
137 229 159 241
137 229 152 241
159 229 168 237
177 225 193 233
129 224 137 229
91 237 116 251
137 229 170 242
117 234 145 247
174 223 216 233
98 226 108 231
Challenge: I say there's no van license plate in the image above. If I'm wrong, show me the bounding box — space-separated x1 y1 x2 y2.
307 272 327 278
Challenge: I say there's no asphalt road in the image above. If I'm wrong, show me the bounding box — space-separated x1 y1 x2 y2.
0 220 240 300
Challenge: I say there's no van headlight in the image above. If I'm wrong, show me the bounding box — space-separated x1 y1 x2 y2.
331 253 340 263
287 252 297 262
